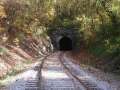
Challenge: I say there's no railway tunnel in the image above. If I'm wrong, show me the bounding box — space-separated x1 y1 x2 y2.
48 28 81 51
59 36 73 51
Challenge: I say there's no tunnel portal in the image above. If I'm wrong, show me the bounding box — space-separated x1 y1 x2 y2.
48 28 81 51
59 37 73 51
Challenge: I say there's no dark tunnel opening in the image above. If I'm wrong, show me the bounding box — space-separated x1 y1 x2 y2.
59 37 73 51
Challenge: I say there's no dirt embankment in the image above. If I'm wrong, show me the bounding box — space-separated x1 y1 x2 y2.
66 49 119 74
0 38 40 79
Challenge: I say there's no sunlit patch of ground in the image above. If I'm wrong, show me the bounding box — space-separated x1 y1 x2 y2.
0 61 40 89
42 70 69 79
0 44 38 88
4 58 45 90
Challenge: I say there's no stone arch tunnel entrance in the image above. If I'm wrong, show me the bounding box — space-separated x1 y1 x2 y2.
59 36 73 51
48 28 81 51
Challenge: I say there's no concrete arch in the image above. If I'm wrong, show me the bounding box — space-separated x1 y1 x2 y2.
48 28 81 50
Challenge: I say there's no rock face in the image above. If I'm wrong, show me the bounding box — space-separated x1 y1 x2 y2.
48 28 81 50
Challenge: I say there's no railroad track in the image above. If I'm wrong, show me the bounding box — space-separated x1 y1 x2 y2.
7 55 49 90
59 52 105 90
6 52 109 90
40 52 106 90
40 52 84 90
